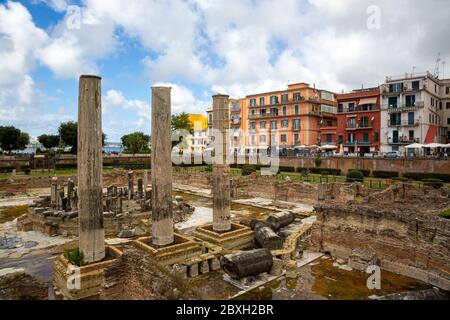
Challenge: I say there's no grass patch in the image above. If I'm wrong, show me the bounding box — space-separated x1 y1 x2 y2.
0 205 28 223
64 248 85 267
440 209 450 219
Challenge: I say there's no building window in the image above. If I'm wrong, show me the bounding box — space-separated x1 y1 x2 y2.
447 118 450 125
360 116 369 127
261 108 266 116
294 105 299 115
250 98 256 107
326 134 332 143
446 87 450 95
294 133 299 144
251 135 256 145
270 96 278 105
389 83 403 93
281 94 288 103
348 103 355 112
281 119 289 128
363 133 369 142
388 97 397 108
338 135 343 144
447 102 450 109
250 122 256 130
281 134 287 143
374 132 379 142
338 103 343 113
282 106 287 116
251 109 255 115
348 133 355 143
270 121 277 130
260 121 266 129
409 130 414 141
408 112 415 125
260 135 266 143
412 81 420 91
270 108 278 116
260 97 265 106
293 92 301 101
431 97 434 107
405 95 415 107
293 119 300 130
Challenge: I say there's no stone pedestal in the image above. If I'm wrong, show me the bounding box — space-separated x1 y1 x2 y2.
53 246 122 300
193 223 254 251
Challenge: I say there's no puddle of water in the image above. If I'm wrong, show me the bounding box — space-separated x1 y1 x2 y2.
0 251 57 283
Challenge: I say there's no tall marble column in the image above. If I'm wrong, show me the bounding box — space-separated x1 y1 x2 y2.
78 75 105 263
151 87 174 246
212 94 231 232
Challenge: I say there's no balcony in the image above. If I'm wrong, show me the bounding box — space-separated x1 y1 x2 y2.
338 105 380 113
387 119 420 127
345 141 372 146
346 121 374 130
388 137 418 145
382 101 424 113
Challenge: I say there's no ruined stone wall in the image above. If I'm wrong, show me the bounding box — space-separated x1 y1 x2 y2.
309 184 450 290
279 156 450 175
0 271 48 300
100 248 198 300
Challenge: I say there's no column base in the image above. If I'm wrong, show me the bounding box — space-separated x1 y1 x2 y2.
53 245 122 300
192 223 254 251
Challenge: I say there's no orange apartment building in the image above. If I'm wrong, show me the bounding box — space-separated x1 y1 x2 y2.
335 88 382 154
245 83 337 153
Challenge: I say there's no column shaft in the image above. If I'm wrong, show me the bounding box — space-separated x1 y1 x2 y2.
151 87 174 246
78 75 105 263
212 94 231 232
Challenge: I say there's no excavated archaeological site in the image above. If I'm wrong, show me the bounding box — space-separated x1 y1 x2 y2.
1 76 449 300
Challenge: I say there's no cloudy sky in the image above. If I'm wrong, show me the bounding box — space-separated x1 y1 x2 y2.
0 0 449 141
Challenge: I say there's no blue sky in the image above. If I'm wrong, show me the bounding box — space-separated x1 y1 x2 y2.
0 0 449 142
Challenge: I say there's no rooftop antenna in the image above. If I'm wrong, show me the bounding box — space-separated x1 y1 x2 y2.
442 61 446 79
412 66 416 75
434 52 441 79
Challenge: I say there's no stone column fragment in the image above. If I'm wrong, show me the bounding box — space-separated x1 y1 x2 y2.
127 171 134 200
151 87 174 246
51 177 58 209
77 75 105 263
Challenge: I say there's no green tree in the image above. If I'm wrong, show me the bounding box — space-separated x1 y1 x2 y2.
58 121 78 153
171 112 193 134
58 121 106 153
171 112 193 148
121 132 150 154
38 134 60 150
0 126 30 154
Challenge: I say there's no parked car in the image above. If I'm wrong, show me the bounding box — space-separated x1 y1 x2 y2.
383 151 401 158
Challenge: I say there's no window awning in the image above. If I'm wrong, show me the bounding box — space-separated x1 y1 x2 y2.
358 97 377 105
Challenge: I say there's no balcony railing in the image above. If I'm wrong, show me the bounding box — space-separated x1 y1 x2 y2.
345 141 372 146
248 110 320 119
388 138 418 145
346 121 374 130
387 119 420 127
248 96 324 108
382 101 424 113
338 105 380 113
